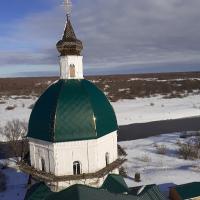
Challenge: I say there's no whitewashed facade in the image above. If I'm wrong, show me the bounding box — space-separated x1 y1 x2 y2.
59 55 83 79
28 131 118 189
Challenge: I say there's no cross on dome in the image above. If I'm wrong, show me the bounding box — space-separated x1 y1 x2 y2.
63 0 72 18
57 0 83 56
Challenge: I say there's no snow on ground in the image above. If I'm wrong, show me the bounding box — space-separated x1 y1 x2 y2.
128 78 200 82
112 94 200 125
0 160 28 200
0 132 199 199
0 96 34 127
0 94 200 128
0 94 200 140
119 133 200 193
0 96 35 141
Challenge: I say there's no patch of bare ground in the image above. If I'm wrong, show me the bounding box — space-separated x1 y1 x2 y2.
0 72 200 101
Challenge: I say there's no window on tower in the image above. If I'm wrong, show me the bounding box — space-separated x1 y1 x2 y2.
69 64 75 78
73 161 81 175
105 152 110 166
41 158 46 172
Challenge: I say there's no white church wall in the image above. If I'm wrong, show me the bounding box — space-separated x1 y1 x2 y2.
53 131 118 176
53 140 89 176
96 131 118 170
59 55 83 79
29 138 55 174
28 131 118 177
55 176 105 191
51 168 119 191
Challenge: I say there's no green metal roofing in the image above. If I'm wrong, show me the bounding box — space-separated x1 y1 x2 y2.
46 184 136 200
25 182 167 200
174 182 200 200
24 182 52 200
101 174 129 194
27 79 118 142
136 185 167 200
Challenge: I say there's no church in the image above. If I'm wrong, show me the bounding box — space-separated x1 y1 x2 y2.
21 1 166 199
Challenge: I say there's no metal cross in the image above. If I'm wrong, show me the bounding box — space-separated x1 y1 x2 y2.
63 0 72 17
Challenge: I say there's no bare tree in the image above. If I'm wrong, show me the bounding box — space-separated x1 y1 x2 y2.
178 137 200 160
0 119 28 163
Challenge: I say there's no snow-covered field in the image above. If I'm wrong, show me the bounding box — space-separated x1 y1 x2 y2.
0 97 35 141
113 94 200 125
0 96 35 127
120 133 200 192
0 161 28 200
0 94 200 129
0 94 200 140
0 86 200 198
0 132 199 199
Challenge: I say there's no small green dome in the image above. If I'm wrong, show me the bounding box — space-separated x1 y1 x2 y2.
28 79 118 142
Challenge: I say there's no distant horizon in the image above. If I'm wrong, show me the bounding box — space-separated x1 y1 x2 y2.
0 67 200 79
1 1 200 78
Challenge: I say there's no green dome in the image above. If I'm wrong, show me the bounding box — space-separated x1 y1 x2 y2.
28 79 118 142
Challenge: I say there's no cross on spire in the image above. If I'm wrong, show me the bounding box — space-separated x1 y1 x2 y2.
63 0 72 18
57 0 83 56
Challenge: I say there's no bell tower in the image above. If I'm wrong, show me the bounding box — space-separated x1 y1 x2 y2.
56 0 83 79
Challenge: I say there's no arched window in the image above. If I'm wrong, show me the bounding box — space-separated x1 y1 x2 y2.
41 158 45 172
73 161 81 175
105 152 110 166
69 64 75 78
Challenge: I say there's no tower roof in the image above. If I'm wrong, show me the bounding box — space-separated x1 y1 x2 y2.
25 180 167 200
56 17 83 56
101 174 129 194
27 79 118 142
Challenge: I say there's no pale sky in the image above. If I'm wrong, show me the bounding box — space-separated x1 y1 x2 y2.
0 0 200 77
